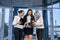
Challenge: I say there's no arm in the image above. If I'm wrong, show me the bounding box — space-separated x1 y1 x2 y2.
12 16 22 25
35 17 44 27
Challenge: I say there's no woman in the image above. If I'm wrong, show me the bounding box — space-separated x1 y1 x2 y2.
13 10 24 40
32 11 44 40
23 9 34 40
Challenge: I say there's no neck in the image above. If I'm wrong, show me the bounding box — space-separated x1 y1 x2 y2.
19 15 22 18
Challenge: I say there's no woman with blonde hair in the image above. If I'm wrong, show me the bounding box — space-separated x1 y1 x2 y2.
32 10 44 40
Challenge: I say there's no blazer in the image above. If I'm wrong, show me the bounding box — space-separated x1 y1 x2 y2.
23 15 35 27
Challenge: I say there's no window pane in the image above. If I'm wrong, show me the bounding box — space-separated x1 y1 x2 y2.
4 8 9 40
53 3 59 8
0 8 2 29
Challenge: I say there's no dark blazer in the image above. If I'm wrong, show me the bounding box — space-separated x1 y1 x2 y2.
23 15 35 26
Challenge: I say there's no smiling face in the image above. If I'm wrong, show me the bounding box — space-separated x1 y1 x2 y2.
34 11 41 18
28 11 32 15
34 13 39 18
20 12 24 16
19 10 24 16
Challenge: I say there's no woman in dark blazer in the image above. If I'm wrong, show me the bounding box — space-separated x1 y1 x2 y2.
23 9 35 40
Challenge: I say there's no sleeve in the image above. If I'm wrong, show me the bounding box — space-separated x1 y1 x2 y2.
35 17 44 26
32 16 35 21
12 16 18 25
23 16 27 23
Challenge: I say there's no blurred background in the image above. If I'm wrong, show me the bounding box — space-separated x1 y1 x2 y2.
0 0 60 40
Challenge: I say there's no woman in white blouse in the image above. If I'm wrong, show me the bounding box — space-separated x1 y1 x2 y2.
32 11 44 40
13 10 24 40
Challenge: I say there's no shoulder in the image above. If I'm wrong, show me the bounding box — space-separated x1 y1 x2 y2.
39 17 43 19
39 17 43 21
14 16 20 20
24 15 27 18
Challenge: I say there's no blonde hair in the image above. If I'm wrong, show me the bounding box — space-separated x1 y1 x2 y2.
34 10 39 14
34 10 41 17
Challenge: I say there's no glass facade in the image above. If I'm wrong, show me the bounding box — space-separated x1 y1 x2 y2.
0 8 2 29
0 0 60 40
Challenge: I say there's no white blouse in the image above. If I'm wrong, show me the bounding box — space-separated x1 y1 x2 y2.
35 17 44 29
27 16 31 23
12 16 24 29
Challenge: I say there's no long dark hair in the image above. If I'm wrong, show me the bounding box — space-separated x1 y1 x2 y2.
25 9 33 17
24 9 34 23
24 9 34 26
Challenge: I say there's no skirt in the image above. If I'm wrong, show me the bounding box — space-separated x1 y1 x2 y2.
23 27 33 35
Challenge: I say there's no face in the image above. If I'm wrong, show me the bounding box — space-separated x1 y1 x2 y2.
28 11 32 15
19 12 24 16
34 13 39 18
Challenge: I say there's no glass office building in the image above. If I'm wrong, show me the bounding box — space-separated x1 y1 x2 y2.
0 0 60 40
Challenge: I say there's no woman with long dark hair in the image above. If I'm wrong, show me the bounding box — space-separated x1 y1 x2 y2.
23 9 34 40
